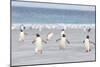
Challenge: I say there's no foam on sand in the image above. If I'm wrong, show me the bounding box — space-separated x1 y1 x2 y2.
12 23 95 30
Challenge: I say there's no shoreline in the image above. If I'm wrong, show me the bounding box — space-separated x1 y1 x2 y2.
12 23 95 30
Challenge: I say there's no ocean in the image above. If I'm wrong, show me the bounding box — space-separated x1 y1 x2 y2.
12 6 95 24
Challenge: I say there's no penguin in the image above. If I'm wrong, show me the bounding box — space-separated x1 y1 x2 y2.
19 30 25 42
32 34 47 55
46 32 54 41
61 29 65 37
20 24 25 31
18 24 27 42
56 34 70 49
83 35 95 52
87 28 91 33
84 27 91 33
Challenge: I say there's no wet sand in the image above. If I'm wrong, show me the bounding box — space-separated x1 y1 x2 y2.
11 28 95 66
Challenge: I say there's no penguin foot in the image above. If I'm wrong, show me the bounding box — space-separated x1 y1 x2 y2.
86 49 91 52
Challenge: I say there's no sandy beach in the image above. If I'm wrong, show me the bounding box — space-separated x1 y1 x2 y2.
11 28 95 66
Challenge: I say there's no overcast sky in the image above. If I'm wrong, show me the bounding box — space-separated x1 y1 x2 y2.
12 1 95 11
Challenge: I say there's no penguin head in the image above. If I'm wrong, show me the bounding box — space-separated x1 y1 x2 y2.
20 29 23 32
36 33 40 37
62 34 66 37
86 35 89 39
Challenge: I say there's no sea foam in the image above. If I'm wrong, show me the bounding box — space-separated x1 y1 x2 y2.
12 23 95 30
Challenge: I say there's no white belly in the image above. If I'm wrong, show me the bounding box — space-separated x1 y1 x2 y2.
35 38 43 49
59 38 66 48
85 39 90 50
19 32 25 41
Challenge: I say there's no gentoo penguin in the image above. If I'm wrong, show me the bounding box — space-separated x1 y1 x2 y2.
83 35 95 52
19 30 25 42
56 34 70 49
87 28 91 33
20 24 25 31
32 34 47 55
19 24 27 42
46 32 54 41
61 29 65 36
84 27 91 33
